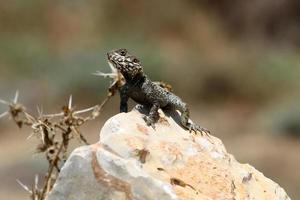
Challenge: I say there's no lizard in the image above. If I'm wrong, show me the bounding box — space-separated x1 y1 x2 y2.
103 48 210 135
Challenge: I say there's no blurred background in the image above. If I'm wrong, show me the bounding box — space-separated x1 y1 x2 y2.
0 0 300 199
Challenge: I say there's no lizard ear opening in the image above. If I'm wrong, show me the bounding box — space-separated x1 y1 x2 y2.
137 65 143 74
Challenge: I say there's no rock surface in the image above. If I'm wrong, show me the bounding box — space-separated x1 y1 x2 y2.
46 106 291 200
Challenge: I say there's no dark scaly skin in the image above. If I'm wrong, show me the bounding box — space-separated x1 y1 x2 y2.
107 48 210 135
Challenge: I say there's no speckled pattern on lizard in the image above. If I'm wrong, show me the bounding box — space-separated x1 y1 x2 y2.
106 48 210 135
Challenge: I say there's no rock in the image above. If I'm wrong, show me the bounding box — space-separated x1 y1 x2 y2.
46 106 291 200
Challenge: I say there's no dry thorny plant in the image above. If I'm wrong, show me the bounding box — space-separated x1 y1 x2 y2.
0 68 124 200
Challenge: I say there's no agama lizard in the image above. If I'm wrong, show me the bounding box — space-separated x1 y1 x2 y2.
101 48 210 134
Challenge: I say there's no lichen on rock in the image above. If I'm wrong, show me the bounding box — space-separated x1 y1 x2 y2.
46 106 291 200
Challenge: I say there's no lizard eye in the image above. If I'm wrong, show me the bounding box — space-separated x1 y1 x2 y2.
119 49 126 56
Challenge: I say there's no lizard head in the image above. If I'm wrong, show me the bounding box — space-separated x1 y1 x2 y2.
107 48 143 80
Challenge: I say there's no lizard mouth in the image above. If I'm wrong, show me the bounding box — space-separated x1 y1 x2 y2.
106 52 119 70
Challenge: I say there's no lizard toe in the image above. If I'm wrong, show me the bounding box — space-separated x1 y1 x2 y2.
143 116 156 129
189 124 210 136
199 127 211 136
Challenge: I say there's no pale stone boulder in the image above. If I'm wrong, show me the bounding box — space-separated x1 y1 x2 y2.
46 106 291 200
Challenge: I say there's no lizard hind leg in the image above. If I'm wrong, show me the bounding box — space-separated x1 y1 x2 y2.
176 102 210 135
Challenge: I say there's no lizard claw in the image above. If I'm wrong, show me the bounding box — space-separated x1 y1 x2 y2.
143 116 156 130
188 123 210 136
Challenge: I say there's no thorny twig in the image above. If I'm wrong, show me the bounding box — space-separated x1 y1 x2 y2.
40 142 64 199
17 175 42 200
0 67 122 199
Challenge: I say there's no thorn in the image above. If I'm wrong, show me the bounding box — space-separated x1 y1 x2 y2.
93 71 117 78
108 61 118 73
71 126 88 144
36 106 43 117
43 112 64 118
26 132 35 140
24 112 36 123
13 90 19 103
74 106 96 115
34 174 39 188
16 179 32 194
0 111 8 119
110 79 118 87
39 126 45 144
0 99 9 105
92 71 105 76
42 123 52 131
68 95 73 109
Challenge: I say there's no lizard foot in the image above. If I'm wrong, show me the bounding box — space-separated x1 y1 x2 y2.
143 115 156 130
188 123 210 136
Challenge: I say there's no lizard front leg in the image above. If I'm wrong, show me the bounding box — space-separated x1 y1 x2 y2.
119 86 129 113
143 102 160 129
